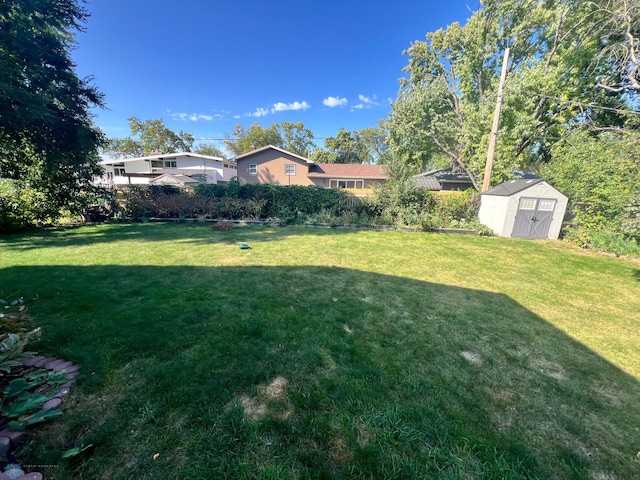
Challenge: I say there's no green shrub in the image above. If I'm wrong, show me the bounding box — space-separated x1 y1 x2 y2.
621 193 640 242
563 226 640 257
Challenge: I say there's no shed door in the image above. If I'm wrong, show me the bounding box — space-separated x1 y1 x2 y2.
511 197 556 239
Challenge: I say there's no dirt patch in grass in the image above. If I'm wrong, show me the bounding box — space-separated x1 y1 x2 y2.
239 376 292 420
239 395 267 420
530 358 566 380
460 350 482 364
330 435 354 463
591 380 626 406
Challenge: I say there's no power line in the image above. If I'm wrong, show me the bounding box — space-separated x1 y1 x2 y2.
193 137 331 142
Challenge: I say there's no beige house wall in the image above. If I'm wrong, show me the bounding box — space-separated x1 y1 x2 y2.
236 150 314 186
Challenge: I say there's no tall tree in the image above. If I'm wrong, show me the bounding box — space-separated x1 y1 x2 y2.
107 117 195 158
222 122 316 157
385 0 632 188
222 123 282 157
0 0 106 227
590 0 640 95
194 143 225 158
312 128 383 164
274 122 317 157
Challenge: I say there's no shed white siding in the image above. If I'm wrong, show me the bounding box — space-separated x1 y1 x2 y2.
478 195 510 236
479 180 568 240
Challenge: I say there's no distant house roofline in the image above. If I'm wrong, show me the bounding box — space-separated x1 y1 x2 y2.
233 145 313 164
100 152 227 166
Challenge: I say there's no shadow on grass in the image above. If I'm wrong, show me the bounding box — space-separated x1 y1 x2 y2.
0 222 371 251
2 263 639 479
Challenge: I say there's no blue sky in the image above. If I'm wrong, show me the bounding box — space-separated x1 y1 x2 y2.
72 1 477 150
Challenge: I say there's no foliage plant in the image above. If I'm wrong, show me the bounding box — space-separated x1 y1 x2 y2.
384 0 637 187
0 296 65 433
0 0 107 231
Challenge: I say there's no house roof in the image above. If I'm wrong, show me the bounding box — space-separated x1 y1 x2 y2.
233 145 313 164
100 152 225 166
307 163 388 179
414 176 442 190
414 167 475 190
483 178 545 196
415 167 474 182
150 173 199 185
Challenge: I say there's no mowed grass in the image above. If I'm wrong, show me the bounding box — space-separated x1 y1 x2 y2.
1 223 640 479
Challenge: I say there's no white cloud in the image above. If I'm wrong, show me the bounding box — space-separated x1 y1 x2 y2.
167 111 220 121
271 101 310 113
323 96 348 107
350 94 380 112
233 114 241 119
358 94 378 106
247 107 269 117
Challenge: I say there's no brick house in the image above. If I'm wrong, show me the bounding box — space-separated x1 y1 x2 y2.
234 145 387 194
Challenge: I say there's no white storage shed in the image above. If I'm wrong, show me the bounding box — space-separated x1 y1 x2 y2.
478 179 568 240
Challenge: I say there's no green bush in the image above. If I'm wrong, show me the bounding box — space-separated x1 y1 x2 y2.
120 181 482 230
621 193 640 242
563 226 640 257
122 183 353 222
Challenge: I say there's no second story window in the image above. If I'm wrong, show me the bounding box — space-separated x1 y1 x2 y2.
249 164 258 175
285 164 296 176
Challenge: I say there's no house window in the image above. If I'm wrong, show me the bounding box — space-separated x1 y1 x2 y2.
164 160 177 168
249 164 258 175
330 179 364 189
114 167 126 176
285 164 296 176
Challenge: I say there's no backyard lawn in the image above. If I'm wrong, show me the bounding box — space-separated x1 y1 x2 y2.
1 223 639 479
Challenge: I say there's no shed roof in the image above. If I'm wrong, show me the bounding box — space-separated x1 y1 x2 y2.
483 179 545 196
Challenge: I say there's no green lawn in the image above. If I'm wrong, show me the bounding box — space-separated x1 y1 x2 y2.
1 223 639 479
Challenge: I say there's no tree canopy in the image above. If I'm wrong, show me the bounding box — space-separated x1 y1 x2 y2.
107 117 195 158
311 127 390 164
223 121 316 158
384 0 637 187
0 0 106 228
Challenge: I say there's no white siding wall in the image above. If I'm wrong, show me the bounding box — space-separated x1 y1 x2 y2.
123 160 152 174
479 181 568 239
478 195 510 236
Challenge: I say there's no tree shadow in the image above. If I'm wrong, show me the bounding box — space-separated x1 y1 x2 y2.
633 269 640 282
2 263 639 479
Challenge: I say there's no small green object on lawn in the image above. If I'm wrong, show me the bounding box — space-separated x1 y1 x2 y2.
238 243 251 249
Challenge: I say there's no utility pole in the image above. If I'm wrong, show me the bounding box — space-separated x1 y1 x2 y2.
482 47 510 192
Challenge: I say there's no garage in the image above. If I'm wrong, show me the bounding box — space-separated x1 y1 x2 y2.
478 179 568 240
